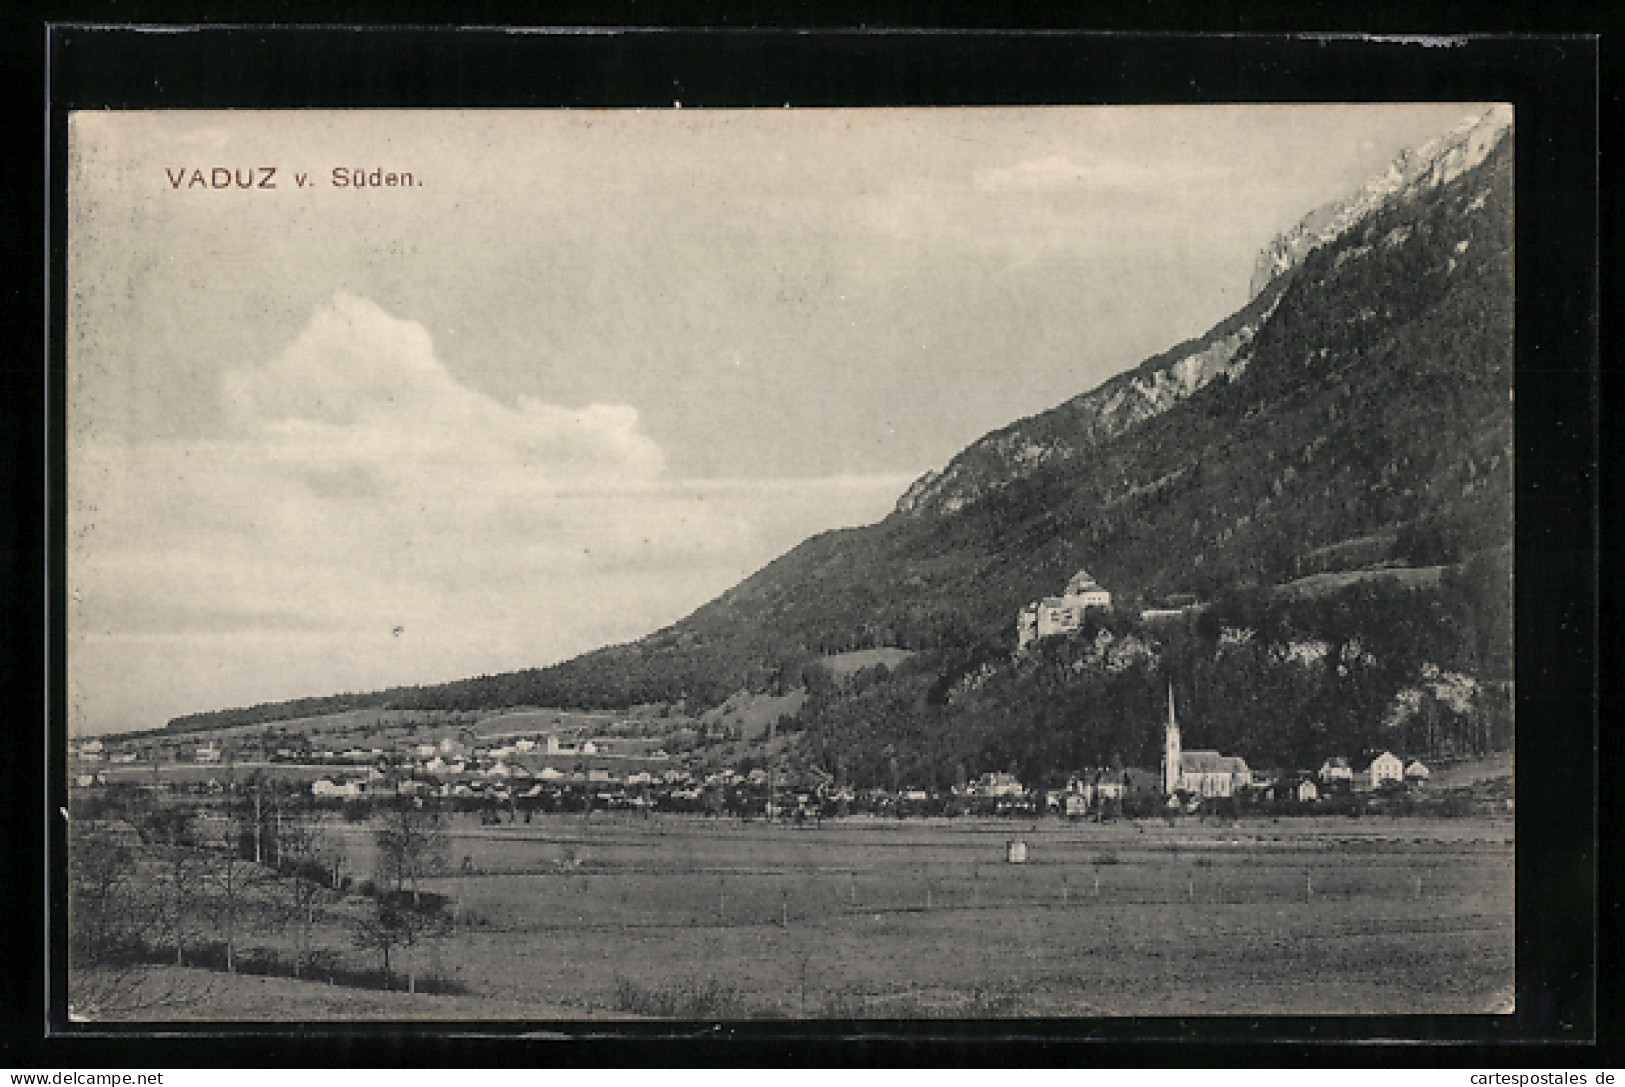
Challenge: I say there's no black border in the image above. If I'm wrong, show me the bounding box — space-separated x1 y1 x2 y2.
6 23 1607 1067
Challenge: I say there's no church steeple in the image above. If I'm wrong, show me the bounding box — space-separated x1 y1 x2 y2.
1163 680 1182 797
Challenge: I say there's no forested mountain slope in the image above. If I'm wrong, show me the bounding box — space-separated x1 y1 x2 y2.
169 115 1512 730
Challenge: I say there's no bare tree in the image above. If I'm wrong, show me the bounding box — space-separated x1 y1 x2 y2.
270 805 338 979
196 799 277 975
67 818 214 1020
355 800 450 991
373 800 446 909
148 812 209 968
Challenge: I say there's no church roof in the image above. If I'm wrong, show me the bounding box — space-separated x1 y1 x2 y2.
1180 750 1249 775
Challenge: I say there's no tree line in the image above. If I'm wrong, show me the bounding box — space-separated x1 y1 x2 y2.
68 783 452 1019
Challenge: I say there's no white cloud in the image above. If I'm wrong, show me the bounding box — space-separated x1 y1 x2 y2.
68 293 907 733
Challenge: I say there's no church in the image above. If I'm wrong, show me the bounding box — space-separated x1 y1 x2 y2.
1161 684 1252 799
1016 569 1113 649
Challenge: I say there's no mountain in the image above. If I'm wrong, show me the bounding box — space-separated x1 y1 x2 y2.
1248 104 1513 295
167 111 1514 730
896 104 1513 523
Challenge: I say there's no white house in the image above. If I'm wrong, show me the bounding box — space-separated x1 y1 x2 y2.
581 740 599 756
1016 569 1114 649
1405 759 1431 781
515 739 536 752
194 743 222 764
972 772 1025 798
1366 751 1405 788
1318 756 1354 784
414 743 438 759
537 766 565 781
1296 779 1320 803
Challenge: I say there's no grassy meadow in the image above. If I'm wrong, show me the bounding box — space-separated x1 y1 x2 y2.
119 812 1513 1019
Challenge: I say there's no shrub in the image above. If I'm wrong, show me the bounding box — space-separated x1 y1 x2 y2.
611 975 751 1019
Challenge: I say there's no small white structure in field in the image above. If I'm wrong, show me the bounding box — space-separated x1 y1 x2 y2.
415 743 438 759
1006 839 1028 864
1296 779 1320 803
515 739 536 752
1366 751 1405 788
1405 759 1431 781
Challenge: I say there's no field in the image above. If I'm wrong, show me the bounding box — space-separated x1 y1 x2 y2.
123 813 1513 1019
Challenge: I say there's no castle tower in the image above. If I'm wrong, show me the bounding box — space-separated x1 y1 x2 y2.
1162 681 1182 797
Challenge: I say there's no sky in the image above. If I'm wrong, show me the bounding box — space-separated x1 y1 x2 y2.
67 104 1494 735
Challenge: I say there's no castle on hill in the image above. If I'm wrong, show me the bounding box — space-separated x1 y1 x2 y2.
1016 569 1113 649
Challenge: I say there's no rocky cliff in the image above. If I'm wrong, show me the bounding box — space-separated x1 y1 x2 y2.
892 105 1512 523
1248 105 1512 297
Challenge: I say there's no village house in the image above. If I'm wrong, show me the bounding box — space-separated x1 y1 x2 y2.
312 777 366 799
194 742 222 764
1318 756 1354 785
1066 769 1127 808
970 772 1025 798
1016 569 1114 649
1405 759 1431 781
1296 778 1321 803
1366 750 1405 788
